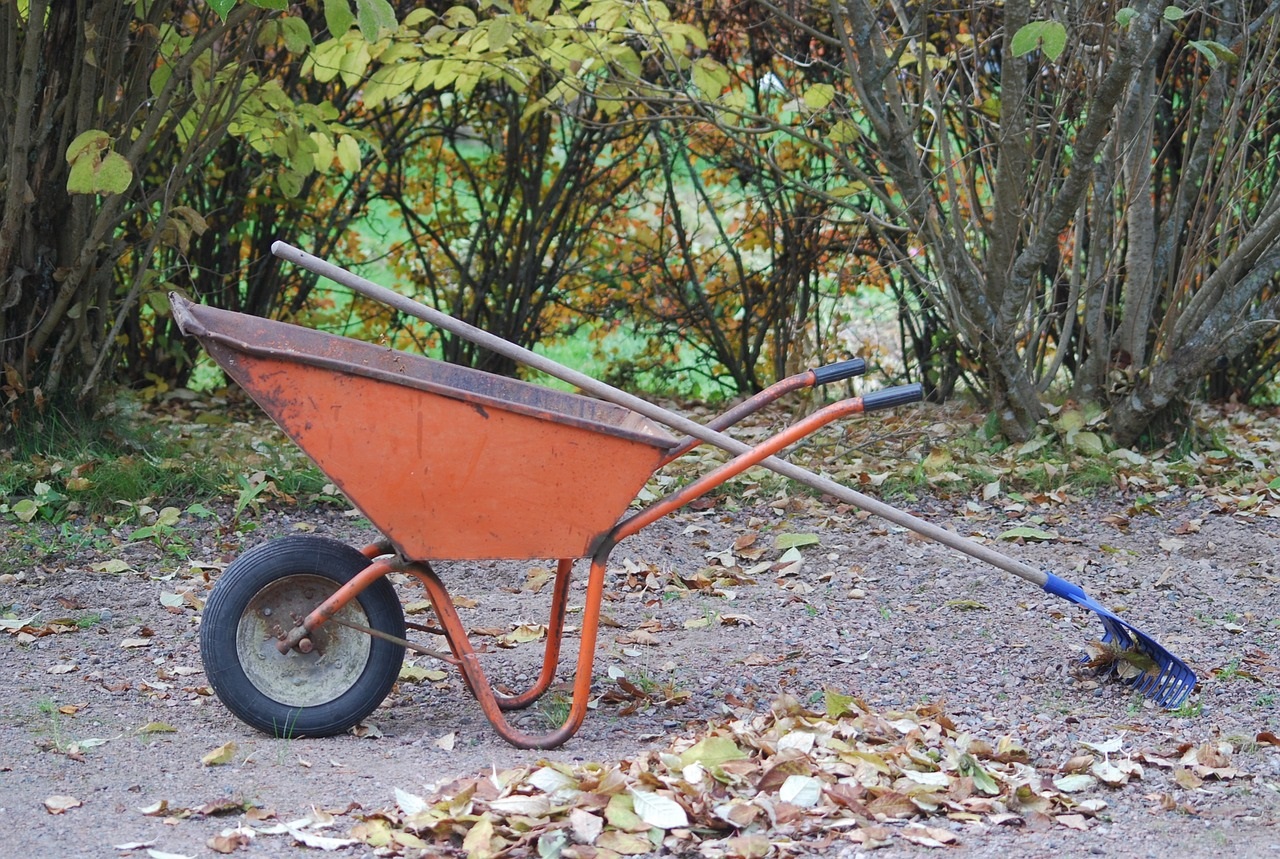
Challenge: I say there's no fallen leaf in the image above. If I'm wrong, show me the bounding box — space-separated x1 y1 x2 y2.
569 807 603 844
287 827 357 850
774 533 820 549
348 722 382 739
137 722 177 735
45 795 82 814
207 829 253 853
778 774 823 808
1052 773 1097 793
201 741 237 766
997 526 1059 542
398 665 448 683
597 830 654 854
901 825 958 847
630 788 688 829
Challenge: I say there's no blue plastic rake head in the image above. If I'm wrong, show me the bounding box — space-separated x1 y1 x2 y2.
1044 573 1196 708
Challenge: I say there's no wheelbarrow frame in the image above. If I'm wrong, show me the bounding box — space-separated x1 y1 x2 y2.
174 241 1195 750
173 290 909 749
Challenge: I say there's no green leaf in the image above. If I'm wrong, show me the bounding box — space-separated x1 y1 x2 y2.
679 736 747 772
1189 39 1238 67
1071 430 1106 456
279 16 314 52
774 533 820 550
829 120 861 144
12 499 37 523
308 38 346 83
276 171 303 198
487 16 515 50
824 688 857 719
323 0 356 34
959 753 1001 795
129 525 157 542
206 0 236 20
802 83 835 111
137 721 178 735
1116 7 1138 26
997 526 1059 542
691 57 729 99
336 134 361 173
1162 5 1186 21
65 130 134 196
1010 20 1068 61
355 0 397 40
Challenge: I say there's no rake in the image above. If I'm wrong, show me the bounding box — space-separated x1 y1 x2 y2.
270 241 1197 708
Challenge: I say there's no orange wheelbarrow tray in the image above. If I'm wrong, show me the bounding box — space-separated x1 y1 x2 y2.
171 294 913 749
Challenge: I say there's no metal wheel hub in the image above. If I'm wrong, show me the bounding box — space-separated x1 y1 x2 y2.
235 574 371 708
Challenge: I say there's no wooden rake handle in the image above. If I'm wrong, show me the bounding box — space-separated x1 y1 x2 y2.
271 241 1050 590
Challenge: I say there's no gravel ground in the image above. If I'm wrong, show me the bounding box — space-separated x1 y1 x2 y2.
3 482 1280 857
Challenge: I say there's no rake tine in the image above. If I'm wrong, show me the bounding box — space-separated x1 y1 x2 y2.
1043 572 1196 708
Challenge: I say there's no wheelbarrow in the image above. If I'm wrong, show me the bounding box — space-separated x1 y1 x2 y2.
170 242 1195 749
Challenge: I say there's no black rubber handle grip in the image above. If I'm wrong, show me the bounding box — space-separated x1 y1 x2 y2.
862 383 924 412
811 358 867 385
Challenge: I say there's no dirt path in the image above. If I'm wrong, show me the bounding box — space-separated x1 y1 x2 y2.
3 487 1279 857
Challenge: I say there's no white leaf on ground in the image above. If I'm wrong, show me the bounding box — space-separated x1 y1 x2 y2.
488 794 551 816
395 787 429 816
902 769 951 788
776 731 816 754
1080 736 1124 756
286 828 357 850
569 807 603 844
527 765 578 795
44 795 82 813
630 788 689 829
778 775 823 808
1052 774 1097 793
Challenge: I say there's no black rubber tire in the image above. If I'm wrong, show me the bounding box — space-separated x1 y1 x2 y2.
200 535 405 737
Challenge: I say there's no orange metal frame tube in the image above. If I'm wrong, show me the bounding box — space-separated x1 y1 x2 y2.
660 371 815 465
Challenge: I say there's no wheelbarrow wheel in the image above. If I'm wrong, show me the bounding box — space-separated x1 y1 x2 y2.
200 535 405 737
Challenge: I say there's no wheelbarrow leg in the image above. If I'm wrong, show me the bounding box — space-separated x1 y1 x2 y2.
402 551 613 749
492 558 576 711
